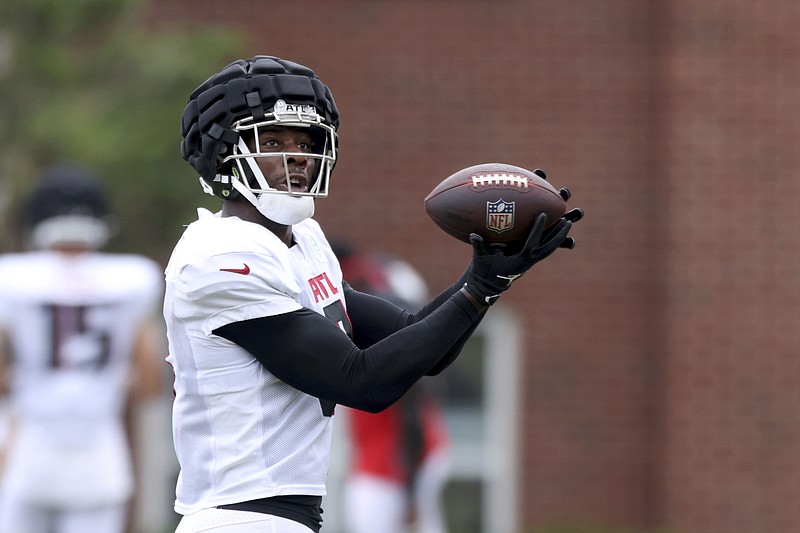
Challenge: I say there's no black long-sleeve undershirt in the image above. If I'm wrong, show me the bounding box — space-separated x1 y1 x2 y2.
213 276 486 412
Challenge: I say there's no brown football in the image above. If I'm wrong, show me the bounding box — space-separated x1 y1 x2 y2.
424 163 567 247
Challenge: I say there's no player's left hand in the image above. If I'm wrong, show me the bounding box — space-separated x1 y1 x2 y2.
464 207 583 305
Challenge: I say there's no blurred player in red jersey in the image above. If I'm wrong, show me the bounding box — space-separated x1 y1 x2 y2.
334 244 451 533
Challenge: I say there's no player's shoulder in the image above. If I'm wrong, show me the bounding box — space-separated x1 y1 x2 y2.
166 209 294 285
71 252 162 305
172 210 291 263
90 252 162 284
0 254 29 294
0 251 162 301
0 250 46 266
295 217 324 234
0 251 57 279
175 209 281 256
291 219 339 268
0 252 32 271
292 218 331 250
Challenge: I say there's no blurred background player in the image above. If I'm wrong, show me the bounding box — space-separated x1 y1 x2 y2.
334 242 451 533
0 164 165 533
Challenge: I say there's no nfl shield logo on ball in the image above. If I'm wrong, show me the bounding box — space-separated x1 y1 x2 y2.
486 199 515 233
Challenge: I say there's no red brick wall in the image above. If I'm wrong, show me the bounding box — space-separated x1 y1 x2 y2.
661 2 800 532
149 1 800 531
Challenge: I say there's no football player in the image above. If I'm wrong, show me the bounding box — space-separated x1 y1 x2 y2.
166 55 582 533
0 165 164 533
334 245 451 533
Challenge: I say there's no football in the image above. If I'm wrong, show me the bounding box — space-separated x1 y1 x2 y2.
424 163 567 247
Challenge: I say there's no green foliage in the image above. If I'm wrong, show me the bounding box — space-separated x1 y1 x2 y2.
0 0 245 262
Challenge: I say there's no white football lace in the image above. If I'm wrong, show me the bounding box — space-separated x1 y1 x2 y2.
471 173 530 187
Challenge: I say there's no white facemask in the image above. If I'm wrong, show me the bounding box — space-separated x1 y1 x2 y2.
231 138 315 225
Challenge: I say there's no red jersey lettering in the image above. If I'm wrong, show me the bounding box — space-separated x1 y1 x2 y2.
308 272 340 303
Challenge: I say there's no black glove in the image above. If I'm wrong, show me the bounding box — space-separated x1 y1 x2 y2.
464 208 582 306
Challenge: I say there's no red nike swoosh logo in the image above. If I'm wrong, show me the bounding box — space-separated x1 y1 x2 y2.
219 263 250 275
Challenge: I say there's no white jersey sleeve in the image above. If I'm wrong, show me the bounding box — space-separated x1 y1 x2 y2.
173 249 302 335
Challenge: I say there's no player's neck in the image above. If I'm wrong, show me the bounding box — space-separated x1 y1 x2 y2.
221 199 294 247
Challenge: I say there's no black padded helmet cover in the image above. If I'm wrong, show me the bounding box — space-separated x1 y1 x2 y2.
180 56 339 192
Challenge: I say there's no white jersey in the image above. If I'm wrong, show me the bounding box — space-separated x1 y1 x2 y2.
164 209 347 516
0 250 162 507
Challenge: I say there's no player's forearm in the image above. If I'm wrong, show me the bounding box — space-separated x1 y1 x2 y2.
337 290 482 411
344 273 473 348
425 291 486 375
412 272 470 319
214 290 483 412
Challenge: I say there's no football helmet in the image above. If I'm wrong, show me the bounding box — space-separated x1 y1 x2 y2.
24 164 112 250
181 56 339 225
333 242 430 311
